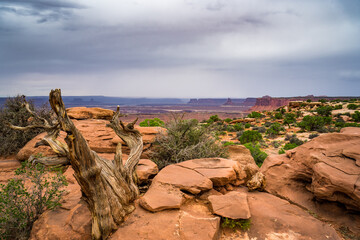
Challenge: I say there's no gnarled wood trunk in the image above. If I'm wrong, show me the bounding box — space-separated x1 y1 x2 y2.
47 89 143 239
9 89 143 239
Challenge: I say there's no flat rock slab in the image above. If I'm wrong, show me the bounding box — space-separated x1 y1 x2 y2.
139 182 184 212
179 211 220 240
177 158 240 186
208 191 251 219
154 164 213 194
112 201 220 240
245 190 341 240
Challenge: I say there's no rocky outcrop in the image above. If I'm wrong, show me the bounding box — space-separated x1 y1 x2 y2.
229 118 255 124
16 119 165 161
139 158 245 212
29 152 343 240
261 127 360 235
249 95 355 112
66 107 114 120
249 96 290 111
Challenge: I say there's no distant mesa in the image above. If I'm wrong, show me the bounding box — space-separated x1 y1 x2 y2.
188 97 256 107
250 95 360 111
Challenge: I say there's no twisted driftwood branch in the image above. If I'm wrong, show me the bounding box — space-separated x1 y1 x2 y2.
48 89 143 240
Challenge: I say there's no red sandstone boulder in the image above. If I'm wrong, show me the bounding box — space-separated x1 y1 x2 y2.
208 191 251 219
16 119 165 161
177 158 241 187
136 159 158 184
261 127 360 235
66 107 114 120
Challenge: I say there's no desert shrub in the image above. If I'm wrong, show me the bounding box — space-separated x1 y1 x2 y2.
233 123 244 131
150 119 228 169
243 143 267 167
298 116 332 131
274 112 283 119
309 133 319 139
0 161 67 240
0 95 52 156
283 113 296 126
283 143 298 150
316 106 333 117
236 131 244 138
347 104 358 110
247 112 263 119
218 131 227 136
352 111 360 122
244 123 251 128
263 122 272 127
256 126 266 133
139 118 164 127
224 118 232 123
333 104 342 110
285 134 304 146
221 217 251 231
208 115 221 123
271 140 281 148
278 148 285 154
222 141 236 147
266 123 285 138
306 99 312 103
319 99 328 103
239 130 262 144
276 108 286 114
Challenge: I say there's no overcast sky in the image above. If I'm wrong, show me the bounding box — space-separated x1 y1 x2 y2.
0 0 360 98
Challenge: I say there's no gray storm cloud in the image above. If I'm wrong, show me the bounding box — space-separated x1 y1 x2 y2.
0 0 359 97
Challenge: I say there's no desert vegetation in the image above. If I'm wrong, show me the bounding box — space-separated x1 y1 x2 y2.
0 95 52 156
0 161 67 240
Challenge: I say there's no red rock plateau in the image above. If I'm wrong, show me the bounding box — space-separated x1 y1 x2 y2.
1 106 360 239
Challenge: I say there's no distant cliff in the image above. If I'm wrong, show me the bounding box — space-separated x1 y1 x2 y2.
188 98 255 107
249 95 359 111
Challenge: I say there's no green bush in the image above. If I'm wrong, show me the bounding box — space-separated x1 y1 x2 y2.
333 104 342 110
247 112 263 119
221 217 251 231
352 111 360 122
263 122 272 127
139 118 164 127
150 119 228 169
243 143 268 167
347 104 358 110
278 148 285 154
239 130 262 144
274 112 283 119
244 123 251 129
0 161 67 240
271 140 281 148
266 123 285 138
208 115 221 123
316 106 333 117
309 133 319 139
0 95 52 156
224 118 232 123
298 116 332 131
283 113 296 126
285 134 304 146
233 123 244 131
283 143 299 150
223 141 236 147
